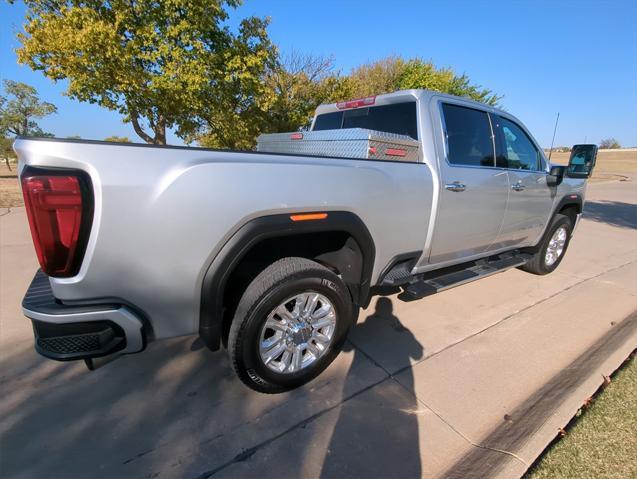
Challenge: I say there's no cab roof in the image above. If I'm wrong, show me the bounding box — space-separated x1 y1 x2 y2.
314 89 506 117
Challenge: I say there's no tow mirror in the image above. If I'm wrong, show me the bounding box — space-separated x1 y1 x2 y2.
547 165 565 187
566 144 598 179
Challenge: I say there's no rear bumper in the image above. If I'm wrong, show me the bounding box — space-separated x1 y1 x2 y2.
22 270 145 361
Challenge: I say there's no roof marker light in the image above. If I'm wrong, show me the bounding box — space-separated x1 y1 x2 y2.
336 96 376 110
290 132 303 140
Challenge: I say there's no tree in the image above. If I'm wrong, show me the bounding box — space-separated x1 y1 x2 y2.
195 51 348 149
345 57 501 106
342 56 407 98
0 80 57 170
0 137 17 171
16 0 275 145
599 138 621 149
104 135 130 143
262 52 349 133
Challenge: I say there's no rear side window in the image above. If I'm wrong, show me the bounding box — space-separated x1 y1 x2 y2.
312 111 342 131
441 103 495 167
498 117 542 171
313 101 418 139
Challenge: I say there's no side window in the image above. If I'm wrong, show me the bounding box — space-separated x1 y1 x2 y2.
441 103 494 167
498 117 541 171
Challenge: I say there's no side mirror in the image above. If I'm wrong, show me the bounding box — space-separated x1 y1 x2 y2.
547 165 565 187
566 144 598 179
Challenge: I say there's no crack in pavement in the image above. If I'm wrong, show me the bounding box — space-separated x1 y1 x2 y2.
0 207 12 217
348 330 528 468
195 375 394 478
408 258 637 369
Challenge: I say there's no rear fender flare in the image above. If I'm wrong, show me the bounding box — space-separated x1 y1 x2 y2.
199 211 375 351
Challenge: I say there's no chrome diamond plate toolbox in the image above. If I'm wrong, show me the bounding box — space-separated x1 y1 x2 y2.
256 128 420 162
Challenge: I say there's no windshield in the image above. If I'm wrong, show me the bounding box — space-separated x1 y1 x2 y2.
313 101 418 139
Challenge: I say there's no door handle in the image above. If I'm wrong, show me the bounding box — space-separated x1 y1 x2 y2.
445 182 466 192
511 181 525 192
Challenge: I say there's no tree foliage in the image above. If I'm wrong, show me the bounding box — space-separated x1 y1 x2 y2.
599 138 621 149
0 136 17 171
16 0 275 145
0 80 56 170
104 135 130 142
0 80 57 137
196 55 502 148
344 57 501 106
13 0 501 149
196 52 348 149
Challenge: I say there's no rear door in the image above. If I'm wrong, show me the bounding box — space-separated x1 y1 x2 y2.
492 115 554 247
426 101 509 264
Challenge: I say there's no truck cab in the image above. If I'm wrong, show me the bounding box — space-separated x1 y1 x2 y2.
288 89 588 270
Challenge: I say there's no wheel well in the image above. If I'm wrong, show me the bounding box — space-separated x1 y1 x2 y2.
220 231 363 347
558 203 580 225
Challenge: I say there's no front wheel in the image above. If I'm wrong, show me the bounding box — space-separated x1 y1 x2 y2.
228 257 353 393
520 213 573 275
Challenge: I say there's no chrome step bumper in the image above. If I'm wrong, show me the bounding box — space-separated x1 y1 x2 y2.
22 270 145 361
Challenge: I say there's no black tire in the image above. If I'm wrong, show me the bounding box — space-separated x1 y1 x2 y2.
519 213 573 275
228 257 353 393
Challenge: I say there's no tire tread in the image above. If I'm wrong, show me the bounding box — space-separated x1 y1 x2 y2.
228 257 347 393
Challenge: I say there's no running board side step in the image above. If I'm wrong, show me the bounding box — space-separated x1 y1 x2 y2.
398 252 532 302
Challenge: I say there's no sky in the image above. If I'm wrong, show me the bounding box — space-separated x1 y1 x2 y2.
1 0 636 148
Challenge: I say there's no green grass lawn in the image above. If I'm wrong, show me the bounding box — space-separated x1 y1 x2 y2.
526 354 637 479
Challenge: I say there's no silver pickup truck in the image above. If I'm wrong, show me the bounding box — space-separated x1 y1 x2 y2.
15 89 597 392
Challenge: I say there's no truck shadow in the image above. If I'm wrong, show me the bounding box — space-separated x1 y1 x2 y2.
0 297 424 478
583 200 637 229
319 297 424 478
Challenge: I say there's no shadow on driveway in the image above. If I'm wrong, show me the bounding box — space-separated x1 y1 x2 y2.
583 201 637 230
0 297 425 478
319 297 424 478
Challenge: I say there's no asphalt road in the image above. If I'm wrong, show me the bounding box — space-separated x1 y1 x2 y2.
1 177 636 479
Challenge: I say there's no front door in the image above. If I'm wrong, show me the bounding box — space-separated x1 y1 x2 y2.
493 115 554 247
426 102 509 265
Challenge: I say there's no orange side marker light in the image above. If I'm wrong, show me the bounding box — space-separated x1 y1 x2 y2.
290 212 328 222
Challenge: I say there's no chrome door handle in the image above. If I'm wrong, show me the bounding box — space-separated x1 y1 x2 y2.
445 182 466 192
511 181 525 192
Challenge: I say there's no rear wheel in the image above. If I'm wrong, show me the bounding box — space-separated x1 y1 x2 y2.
520 213 573 275
228 257 353 393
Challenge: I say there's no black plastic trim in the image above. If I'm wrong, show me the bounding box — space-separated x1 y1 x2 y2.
32 318 126 361
22 270 146 360
20 165 94 278
554 194 583 215
199 211 375 351
377 251 422 286
23 269 120 315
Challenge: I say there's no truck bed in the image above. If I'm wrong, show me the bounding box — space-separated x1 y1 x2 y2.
14 137 434 339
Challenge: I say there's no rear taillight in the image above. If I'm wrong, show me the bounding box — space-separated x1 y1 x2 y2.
20 167 94 277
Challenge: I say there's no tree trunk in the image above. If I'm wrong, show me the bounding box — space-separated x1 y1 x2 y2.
154 116 167 145
130 111 155 144
3 157 11 172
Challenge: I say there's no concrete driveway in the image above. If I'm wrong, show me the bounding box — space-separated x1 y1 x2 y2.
1 178 636 479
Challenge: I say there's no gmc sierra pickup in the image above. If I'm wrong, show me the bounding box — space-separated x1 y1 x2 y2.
16 89 597 393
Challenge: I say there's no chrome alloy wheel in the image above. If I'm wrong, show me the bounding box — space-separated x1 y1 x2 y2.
258 292 337 374
545 226 568 266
